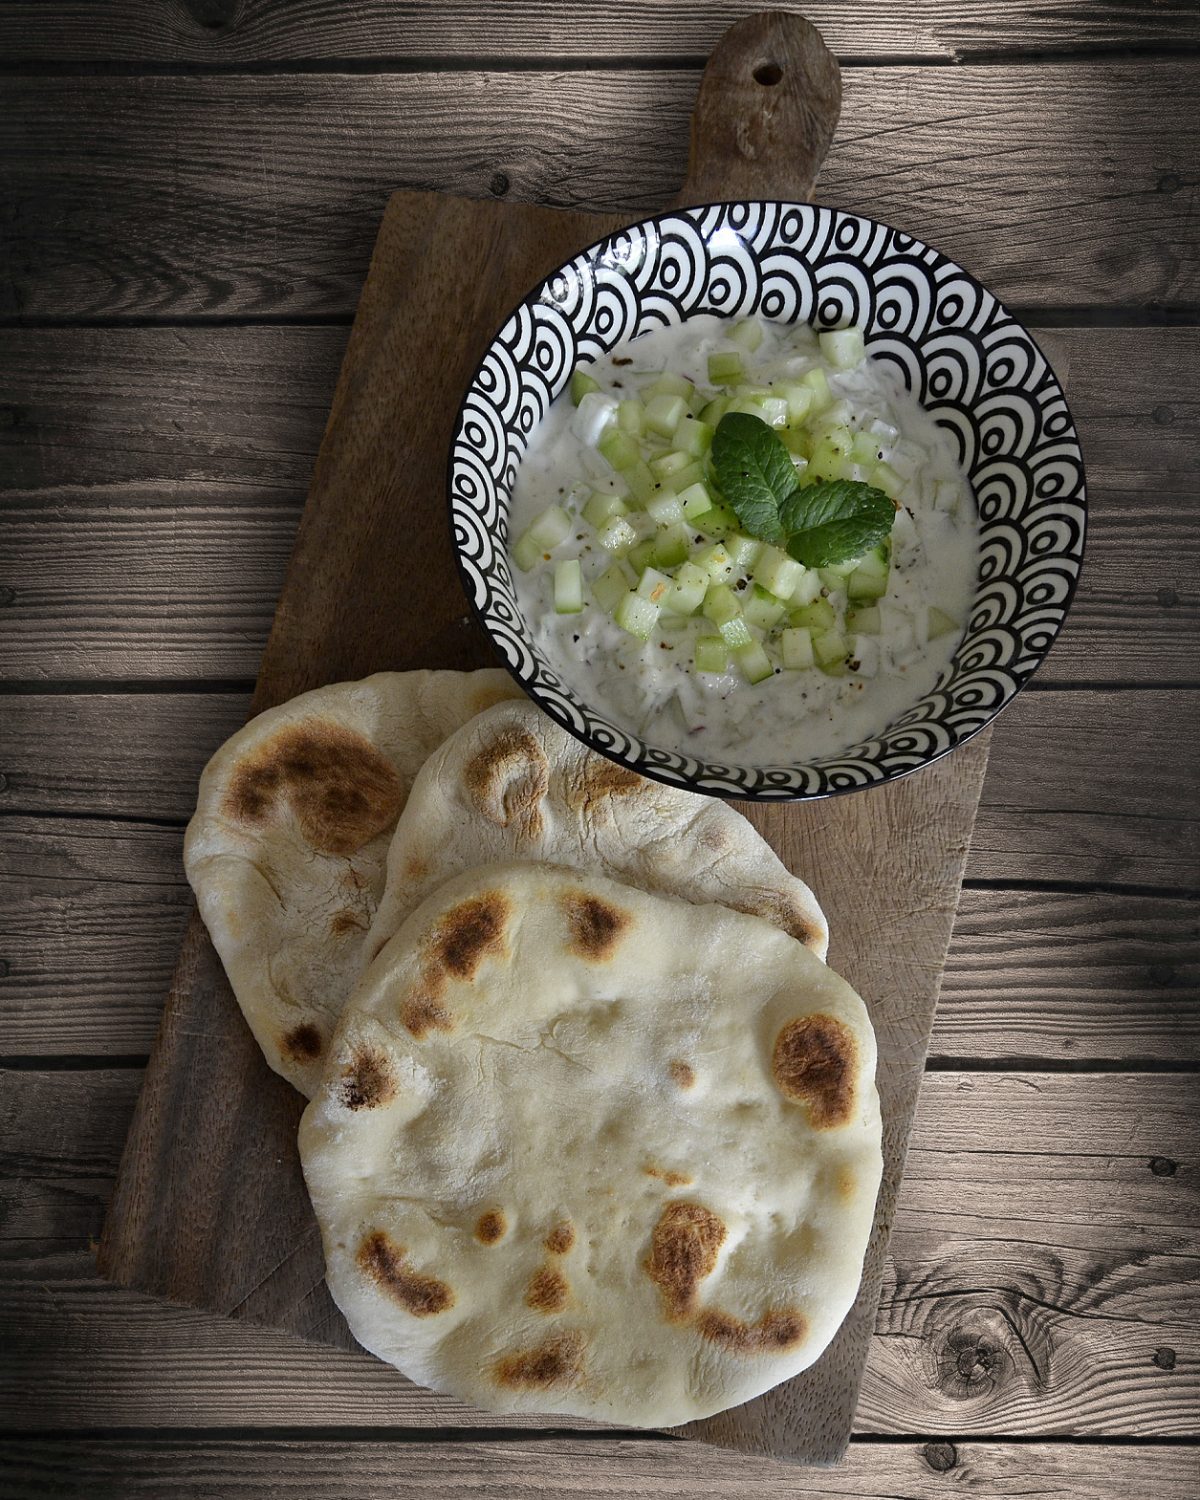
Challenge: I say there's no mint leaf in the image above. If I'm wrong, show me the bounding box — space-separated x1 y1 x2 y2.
782 479 896 568
710 413 795 544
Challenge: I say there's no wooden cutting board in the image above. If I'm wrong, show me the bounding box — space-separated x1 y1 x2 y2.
98 12 993 1466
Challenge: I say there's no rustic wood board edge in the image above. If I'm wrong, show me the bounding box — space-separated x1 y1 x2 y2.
97 11 1004 1467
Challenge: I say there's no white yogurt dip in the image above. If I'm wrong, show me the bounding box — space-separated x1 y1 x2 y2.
507 315 977 765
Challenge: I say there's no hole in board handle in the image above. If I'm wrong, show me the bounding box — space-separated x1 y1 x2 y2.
753 61 783 86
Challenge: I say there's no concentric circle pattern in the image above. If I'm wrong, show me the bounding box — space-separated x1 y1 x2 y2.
449 203 1087 801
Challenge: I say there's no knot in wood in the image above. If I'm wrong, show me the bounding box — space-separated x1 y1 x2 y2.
1149 1156 1178 1176
936 1327 1008 1400
922 1441 957 1472
1153 1346 1177 1370
0 586 14 607
184 0 239 30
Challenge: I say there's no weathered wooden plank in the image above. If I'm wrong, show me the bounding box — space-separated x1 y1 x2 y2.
0 65 1194 322
0 1437 1197 1500
2 1071 1195 1435
3 687 1195 889
2 326 1191 684
2 817 1197 1061
4 1 1197 64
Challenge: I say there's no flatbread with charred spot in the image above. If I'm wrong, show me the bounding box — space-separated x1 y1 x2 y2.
183 670 521 1094
300 863 880 1427
364 699 829 967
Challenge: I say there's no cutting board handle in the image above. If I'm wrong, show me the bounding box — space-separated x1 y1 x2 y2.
673 10 842 208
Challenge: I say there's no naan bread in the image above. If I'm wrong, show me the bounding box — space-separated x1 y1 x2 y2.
301 862 880 1426
183 670 521 1095
365 698 828 967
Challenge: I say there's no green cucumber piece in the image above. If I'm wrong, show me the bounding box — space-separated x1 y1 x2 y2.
663 560 708 615
781 626 814 670
695 636 730 675
614 591 659 641
753 544 804 600
570 368 600 405
789 598 836 632
553 560 583 613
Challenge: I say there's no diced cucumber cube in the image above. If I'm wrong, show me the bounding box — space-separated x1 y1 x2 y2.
645 393 688 438
934 479 963 513
756 395 790 428
724 532 763 569
729 317 764 352
645 371 694 400
678 481 715 520
819 568 848 595
846 605 881 635
672 415 714 457
735 640 774 684
694 542 735 583
813 628 849 671
628 538 656 575
645 491 684 526
570 368 601 405
663 560 708 615
699 395 731 425
636 566 672 606
553 560 584 613
926 606 960 640
593 561 633 613
743 584 788 631
511 531 544 572
781 627 814 670
703 584 753 647
790 598 836 632
597 516 637 554
753 545 804 600
871 461 905 501
788 567 823 607
583 490 628 529
847 566 888 601
614 591 659 641
668 460 704 492
617 399 644 437
781 425 811 458
851 430 885 466
597 426 641 472
819 327 866 369
779 383 814 425
800 366 832 414
649 449 691 480
651 523 691 569
695 636 730 675
624 460 658 505
528 504 572 548
707 351 745 384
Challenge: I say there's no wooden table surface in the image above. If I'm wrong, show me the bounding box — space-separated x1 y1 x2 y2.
1 3 1197 1495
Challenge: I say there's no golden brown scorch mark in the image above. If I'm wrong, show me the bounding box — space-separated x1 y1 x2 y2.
696 1306 807 1355
772 1014 857 1129
544 1220 575 1255
357 1231 453 1317
525 1264 570 1313
223 720 404 857
464 725 548 838
570 756 645 811
403 853 429 882
560 890 631 962
281 1022 323 1064
399 980 454 1040
727 891 819 951
337 1046 395 1111
494 1331 586 1390
643 1164 693 1187
430 893 510 980
668 1060 695 1089
475 1210 507 1245
644 1202 726 1321
329 909 368 938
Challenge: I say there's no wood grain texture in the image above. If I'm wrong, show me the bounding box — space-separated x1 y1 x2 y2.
4 1 1198 64
4 1070 1196 1436
4 686 1194 889
5 817 1196 1062
2 1439 1199 1500
93 20 983 1465
2 325 1194 685
0 63 1195 322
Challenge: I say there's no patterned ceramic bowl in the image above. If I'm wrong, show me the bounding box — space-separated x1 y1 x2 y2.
448 203 1086 801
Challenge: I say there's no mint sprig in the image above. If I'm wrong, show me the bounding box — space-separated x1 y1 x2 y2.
710 412 895 569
